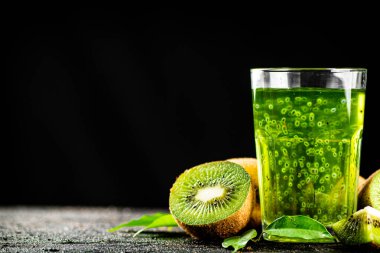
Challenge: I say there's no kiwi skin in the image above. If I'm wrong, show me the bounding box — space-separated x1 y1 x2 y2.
227 157 261 229
358 169 380 210
358 176 367 192
175 188 253 239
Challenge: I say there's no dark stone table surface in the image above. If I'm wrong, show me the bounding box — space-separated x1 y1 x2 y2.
0 207 375 252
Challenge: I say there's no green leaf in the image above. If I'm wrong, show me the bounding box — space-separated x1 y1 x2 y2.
222 229 257 253
133 214 178 237
107 213 177 234
265 215 335 243
107 212 166 232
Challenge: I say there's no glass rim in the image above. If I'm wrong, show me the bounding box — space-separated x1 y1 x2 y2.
250 68 367 73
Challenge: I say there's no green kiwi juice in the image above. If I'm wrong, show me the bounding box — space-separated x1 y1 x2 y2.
253 88 365 240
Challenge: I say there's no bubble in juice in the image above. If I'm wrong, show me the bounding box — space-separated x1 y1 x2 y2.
253 88 365 228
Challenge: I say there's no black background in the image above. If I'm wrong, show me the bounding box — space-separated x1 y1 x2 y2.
6 8 379 207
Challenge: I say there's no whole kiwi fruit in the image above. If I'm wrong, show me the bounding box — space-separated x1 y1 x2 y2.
227 157 261 229
169 161 253 239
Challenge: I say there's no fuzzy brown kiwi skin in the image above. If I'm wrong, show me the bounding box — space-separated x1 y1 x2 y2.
172 186 253 240
358 176 367 192
358 169 380 210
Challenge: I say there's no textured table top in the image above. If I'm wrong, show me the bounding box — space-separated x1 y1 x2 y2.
0 207 373 252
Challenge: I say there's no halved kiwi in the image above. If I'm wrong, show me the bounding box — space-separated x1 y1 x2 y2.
169 161 253 239
227 157 261 229
331 206 380 247
358 169 380 210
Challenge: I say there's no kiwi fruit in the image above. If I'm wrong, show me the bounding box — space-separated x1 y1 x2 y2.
331 206 380 247
169 161 253 239
227 157 261 229
358 170 380 210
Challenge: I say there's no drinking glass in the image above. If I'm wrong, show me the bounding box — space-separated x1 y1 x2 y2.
251 68 367 242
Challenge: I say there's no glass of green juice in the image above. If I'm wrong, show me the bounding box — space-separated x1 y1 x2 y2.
250 68 367 242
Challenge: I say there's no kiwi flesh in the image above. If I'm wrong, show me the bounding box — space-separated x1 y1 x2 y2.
331 206 380 247
227 157 261 229
169 161 253 239
358 170 380 210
